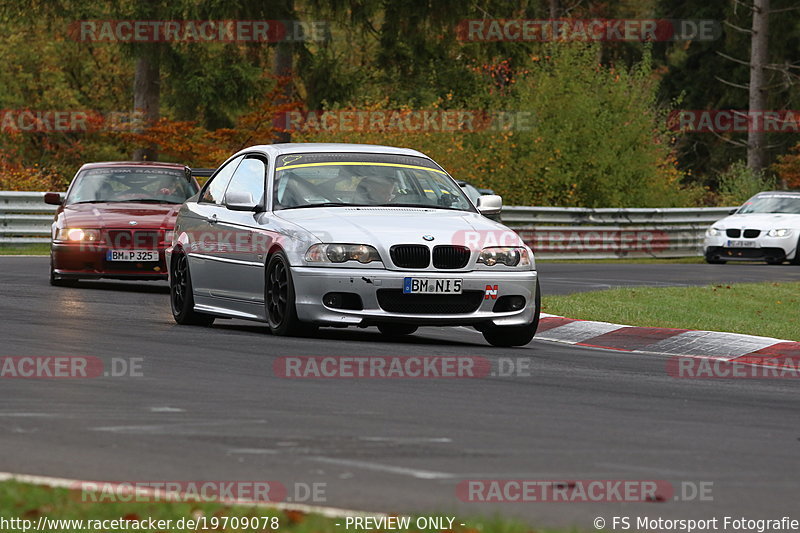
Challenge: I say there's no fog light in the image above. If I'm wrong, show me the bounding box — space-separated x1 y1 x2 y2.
323 292 364 310
493 295 526 312
323 293 343 308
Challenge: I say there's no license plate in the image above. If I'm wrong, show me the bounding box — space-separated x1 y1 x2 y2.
726 240 758 248
403 277 462 294
106 250 159 262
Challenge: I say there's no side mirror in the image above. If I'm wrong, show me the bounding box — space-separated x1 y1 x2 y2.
44 192 63 205
476 194 502 215
225 191 258 211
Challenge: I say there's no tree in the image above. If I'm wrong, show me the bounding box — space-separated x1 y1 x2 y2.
747 0 769 173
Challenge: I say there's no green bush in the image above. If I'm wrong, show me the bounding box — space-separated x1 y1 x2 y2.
717 161 776 205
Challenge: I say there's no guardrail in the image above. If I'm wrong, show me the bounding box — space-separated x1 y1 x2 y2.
0 192 56 244
501 206 733 259
0 191 732 258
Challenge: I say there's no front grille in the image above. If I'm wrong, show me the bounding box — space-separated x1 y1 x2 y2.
106 230 160 249
721 247 784 259
390 245 430 268
432 245 470 269
743 229 760 238
376 289 484 314
726 229 741 238
106 259 163 271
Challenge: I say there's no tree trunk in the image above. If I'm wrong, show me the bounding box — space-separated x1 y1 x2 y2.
272 40 294 144
271 0 295 144
747 0 769 174
549 0 560 18
132 49 161 161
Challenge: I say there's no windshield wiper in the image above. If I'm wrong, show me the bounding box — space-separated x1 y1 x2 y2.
117 199 183 204
373 203 462 210
280 202 366 210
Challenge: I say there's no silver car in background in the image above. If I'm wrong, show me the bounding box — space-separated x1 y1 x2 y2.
167 143 540 346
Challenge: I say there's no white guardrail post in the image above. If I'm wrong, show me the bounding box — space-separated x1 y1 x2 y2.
0 191 733 258
0 191 57 244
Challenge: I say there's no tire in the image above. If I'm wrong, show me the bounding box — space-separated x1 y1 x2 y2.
482 279 541 348
765 257 784 265
265 251 314 337
790 238 800 265
377 324 418 337
49 259 77 287
170 251 215 326
704 250 726 264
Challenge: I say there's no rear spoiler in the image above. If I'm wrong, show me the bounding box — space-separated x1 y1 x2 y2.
190 168 216 179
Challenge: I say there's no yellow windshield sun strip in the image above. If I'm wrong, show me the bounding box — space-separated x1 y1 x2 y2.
275 161 446 174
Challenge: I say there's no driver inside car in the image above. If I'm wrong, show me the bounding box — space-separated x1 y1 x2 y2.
353 175 397 204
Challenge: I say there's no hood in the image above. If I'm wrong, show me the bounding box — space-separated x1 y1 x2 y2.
714 212 800 230
275 207 522 247
62 202 181 229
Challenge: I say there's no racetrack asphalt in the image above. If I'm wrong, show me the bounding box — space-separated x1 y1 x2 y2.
1 257 799 529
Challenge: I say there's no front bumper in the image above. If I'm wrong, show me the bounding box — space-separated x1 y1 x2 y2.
291 266 538 327
704 234 797 262
51 243 168 280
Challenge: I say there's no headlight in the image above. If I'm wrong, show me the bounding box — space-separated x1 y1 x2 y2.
477 247 530 267
305 243 382 264
766 228 792 238
56 228 101 242
705 227 722 237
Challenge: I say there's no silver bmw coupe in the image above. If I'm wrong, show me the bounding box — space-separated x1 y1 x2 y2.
167 143 540 346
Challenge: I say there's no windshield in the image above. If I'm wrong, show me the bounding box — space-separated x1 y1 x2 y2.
737 193 800 214
273 153 475 212
65 167 198 205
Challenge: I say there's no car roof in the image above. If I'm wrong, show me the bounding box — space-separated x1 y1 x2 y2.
232 143 429 159
78 161 188 170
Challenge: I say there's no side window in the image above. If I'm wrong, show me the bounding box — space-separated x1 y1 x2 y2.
224 156 267 205
201 155 244 204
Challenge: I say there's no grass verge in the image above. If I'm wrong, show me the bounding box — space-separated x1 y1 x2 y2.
0 480 560 533
0 243 50 255
541 281 800 341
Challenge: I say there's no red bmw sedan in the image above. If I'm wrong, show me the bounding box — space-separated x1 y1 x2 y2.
46 161 201 286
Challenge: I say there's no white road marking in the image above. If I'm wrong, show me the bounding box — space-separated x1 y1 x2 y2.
308 457 454 480
359 436 452 443
0 413 55 417
227 448 278 455
149 407 185 413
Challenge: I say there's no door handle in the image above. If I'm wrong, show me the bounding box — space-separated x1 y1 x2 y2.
207 214 218 224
